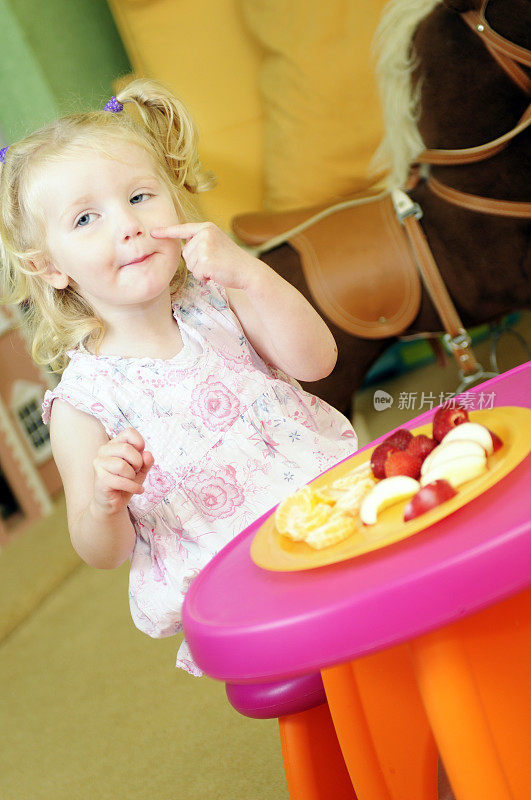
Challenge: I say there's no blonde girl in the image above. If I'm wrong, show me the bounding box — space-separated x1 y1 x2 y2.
0 79 357 674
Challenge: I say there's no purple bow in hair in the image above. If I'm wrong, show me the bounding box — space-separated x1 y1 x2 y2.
103 96 123 113
0 96 123 165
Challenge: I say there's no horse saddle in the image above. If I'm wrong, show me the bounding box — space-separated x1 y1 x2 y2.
232 190 421 339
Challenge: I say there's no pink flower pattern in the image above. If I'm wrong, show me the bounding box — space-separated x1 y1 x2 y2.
185 465 245 519
42 275 358 675
142 465 177 504
190 376 241 432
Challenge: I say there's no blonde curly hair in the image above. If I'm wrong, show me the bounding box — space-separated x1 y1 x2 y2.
0 79 215 372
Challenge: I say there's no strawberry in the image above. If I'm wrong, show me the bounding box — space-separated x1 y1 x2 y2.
406 434 437 462
432 403 469 442
384 450 422 480
384 428 413 451
370 442 400 479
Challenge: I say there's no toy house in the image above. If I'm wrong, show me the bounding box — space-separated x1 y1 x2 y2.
0 304 62 545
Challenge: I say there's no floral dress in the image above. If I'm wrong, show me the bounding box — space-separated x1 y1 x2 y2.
42 276 358 675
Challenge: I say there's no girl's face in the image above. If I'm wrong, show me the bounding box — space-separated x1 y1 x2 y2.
34 140 183 317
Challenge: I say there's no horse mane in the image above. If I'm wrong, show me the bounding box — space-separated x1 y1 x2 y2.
371 0 441 189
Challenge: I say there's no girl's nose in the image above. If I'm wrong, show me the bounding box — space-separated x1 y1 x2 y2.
120 208 145 240
123 224 144 241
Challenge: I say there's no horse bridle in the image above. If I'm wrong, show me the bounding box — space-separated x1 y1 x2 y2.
395 1 531 389
418 0 531 218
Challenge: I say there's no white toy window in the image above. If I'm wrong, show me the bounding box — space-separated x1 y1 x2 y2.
11 381 52 464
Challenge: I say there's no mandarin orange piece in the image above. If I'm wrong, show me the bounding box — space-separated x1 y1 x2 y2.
287 503 334 541
275 487 333 541
305 511 357 550
334 476 376 515
275 486 316 536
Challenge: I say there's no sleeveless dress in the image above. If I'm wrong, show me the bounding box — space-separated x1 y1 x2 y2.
42 276 358 675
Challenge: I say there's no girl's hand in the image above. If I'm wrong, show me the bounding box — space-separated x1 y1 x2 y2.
91 428 154 517
151 222 264 290
153 223 337 382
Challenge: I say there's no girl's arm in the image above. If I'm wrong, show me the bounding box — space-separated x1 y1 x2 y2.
49 400 152 568
152 223 338 381
226 275 337 382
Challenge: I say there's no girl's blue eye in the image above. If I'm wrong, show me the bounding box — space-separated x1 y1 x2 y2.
76 212 95 228
130 193 150 204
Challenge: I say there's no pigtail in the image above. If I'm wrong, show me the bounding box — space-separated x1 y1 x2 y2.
116 79 215 196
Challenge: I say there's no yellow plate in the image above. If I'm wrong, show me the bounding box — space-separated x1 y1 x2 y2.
251 407 531 572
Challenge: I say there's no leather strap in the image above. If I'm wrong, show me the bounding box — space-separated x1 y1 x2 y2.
417 4 531 222
481 40 531 95
418 104 531 166
231 186 386 249
462 6 531 94
418 0 531 167
401 214 481 377
463 0 531 69
428 175 531 218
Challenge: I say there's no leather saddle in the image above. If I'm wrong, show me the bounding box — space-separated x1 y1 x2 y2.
232 189 421 340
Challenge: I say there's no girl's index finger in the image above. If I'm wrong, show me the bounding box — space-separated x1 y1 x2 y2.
151 223 204 240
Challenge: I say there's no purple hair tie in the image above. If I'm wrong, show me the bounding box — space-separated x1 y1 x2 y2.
103 96 123 113
0 97 122 163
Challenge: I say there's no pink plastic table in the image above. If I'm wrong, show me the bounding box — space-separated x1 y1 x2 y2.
183 362 531 799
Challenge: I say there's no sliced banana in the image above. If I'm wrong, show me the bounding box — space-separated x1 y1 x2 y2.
360 476 420 526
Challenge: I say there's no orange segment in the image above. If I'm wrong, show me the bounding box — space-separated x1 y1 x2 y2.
275 486 318 537
305 511 358 550
313 487 343 505
275 467 377 547
287 503 333 541
315 472 376 510
334 477 376 515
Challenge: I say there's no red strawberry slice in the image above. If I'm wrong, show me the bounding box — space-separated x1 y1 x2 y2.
432 403 469 442
384 428 414 451
384 450 422 480
370 442 400 479
406 434 437 463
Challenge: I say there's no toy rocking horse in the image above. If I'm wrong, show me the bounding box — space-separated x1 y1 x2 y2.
232 0 531 413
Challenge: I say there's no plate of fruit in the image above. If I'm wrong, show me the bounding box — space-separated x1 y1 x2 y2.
250 405 531 572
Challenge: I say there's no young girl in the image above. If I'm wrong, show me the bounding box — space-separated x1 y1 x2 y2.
0 79 358 675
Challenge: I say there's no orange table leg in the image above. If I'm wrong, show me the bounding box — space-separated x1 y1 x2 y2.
322 644 438 800
279 702 358 800
410 587 531 800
